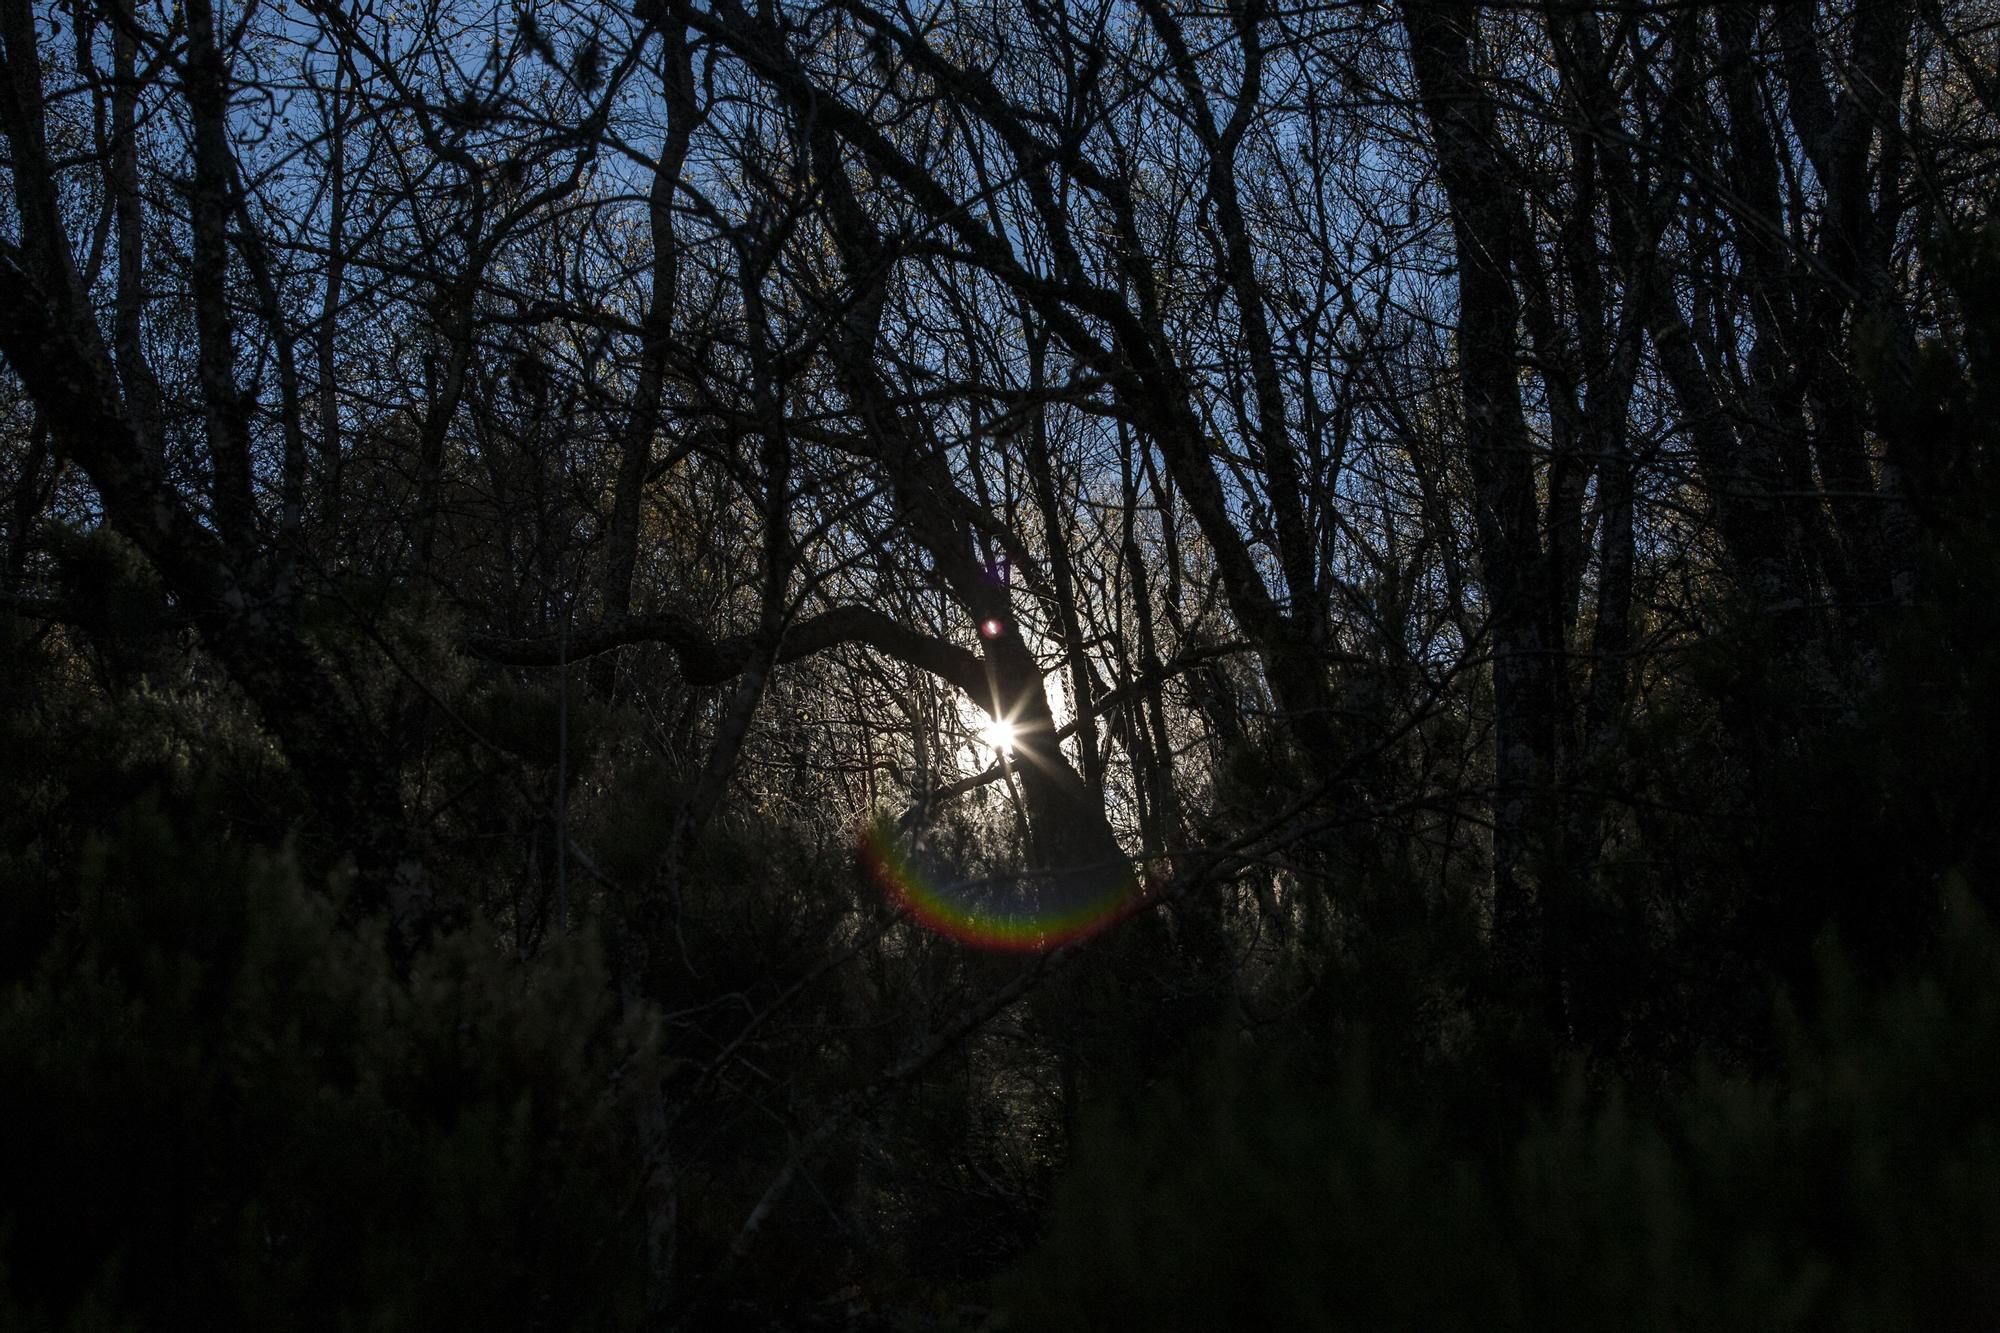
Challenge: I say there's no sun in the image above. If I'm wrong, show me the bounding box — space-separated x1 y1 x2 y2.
978 717 1018 755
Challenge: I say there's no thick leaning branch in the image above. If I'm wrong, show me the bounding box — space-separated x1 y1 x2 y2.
464 603 989 702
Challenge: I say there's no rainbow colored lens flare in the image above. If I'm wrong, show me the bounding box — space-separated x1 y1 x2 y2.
858 820 1151 952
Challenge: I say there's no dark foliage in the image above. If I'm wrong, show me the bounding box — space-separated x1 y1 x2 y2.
4 1 2000 1327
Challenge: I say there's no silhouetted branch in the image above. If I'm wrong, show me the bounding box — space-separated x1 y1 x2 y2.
464 602 989 698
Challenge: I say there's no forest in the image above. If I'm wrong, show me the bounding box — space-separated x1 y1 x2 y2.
3 0 1999 1326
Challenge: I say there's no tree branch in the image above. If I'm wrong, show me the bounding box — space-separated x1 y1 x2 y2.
464 603 989 701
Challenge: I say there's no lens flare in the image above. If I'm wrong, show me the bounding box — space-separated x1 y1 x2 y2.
979 717 1018 754
858 819 1151 953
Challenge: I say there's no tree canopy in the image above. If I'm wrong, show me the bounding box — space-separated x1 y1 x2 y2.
3 0 1999 1325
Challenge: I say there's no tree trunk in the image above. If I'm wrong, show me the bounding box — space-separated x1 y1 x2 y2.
1402 0 1560 986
